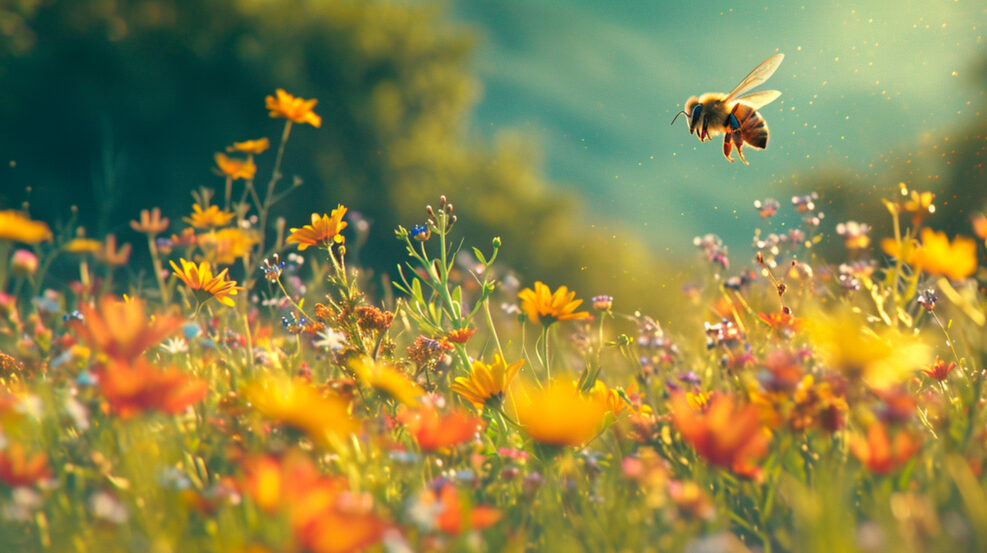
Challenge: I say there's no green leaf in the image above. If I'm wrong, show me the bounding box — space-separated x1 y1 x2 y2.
472 247 487 265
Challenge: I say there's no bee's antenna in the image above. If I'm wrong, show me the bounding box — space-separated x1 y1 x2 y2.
670 110 688 126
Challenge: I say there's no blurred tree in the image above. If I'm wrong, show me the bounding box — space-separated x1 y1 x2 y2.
0 0 685 316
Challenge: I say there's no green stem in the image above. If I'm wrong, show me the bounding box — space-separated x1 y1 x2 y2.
483 297 505 361
541 324 552 380
147 234 170 303
258 121 292 256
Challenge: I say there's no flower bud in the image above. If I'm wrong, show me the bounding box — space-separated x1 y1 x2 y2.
11 249 38 277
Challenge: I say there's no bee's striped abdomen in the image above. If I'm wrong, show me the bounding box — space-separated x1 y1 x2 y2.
732 103 769 150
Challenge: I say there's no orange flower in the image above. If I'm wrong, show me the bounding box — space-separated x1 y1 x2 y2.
0 443 51 487
98 358 207 418
287 207 348 250
909 228 977 281
398 403 484 451
445 327 477 344
95 234 132 266
429 483 501 535
973 213 987 240
184 203 236 229
170 258 239 307
242 451 388 553
758 311 801 333
72 295 182 363
130 207 170 235
850 423 920 474
512 379 608 447
922 357 956 381
517 281 590 325
671 394 769 479
0 210 52 243
227 137 270 155
266 89 322 127
214 153 257 180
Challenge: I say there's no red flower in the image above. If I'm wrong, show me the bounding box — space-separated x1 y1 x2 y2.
73 295 182 363
0 443 50 487
398 403 484 451
850 423 920 474
98 358 207 418
671 394 770 480
922 357 957 382
430 483 501 535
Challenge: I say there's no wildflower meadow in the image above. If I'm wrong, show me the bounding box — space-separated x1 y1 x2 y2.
1 87 987 553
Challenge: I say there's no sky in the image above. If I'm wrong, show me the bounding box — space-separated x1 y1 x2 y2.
451 0 986 254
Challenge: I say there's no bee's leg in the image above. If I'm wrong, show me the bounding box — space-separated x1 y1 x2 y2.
723 132 735 162
727 111 741 132
734 133 749 165
701 118 710 142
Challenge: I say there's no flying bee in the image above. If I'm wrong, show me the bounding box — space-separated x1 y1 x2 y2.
671 53 784 165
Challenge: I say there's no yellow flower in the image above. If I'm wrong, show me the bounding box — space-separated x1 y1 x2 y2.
169 258 239 307
589 380 626 415
451 354 524 409
0 211 52 243
286 207 348 251
351 357 422 405
245 376 358 447
517 281 590 325
213 153 257 181
183 204 236 229
806 305 932 389
227 138 270 155
63 238 102 254
909 228 977 281
512 380 608 447
198 228 258 265
265 89 322 128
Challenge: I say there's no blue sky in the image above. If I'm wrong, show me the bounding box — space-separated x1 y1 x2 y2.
451 0 986 253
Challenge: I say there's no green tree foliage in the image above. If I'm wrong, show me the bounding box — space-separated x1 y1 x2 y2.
0 0 682 314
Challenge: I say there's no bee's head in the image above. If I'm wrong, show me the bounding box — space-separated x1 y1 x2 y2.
671 96 701 134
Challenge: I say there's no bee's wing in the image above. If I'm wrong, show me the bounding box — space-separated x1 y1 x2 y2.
734 90 782 110
724 54 784 102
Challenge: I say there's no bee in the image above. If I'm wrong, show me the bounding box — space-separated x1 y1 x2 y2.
671 53 784 165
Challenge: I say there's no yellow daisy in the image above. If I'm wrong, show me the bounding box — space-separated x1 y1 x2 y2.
183 204 236 229
511 379 608 447
169 258 239 307
451 354 523 409
517 281 590 325
351 357 422 405
0 211 52 244
286 206 348 251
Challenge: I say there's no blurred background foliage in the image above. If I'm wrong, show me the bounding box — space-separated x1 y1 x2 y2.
0 0 984 317
0 0 686 315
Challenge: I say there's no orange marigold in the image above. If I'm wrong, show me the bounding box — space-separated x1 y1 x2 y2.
266 89 322 127
214 153 257 180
